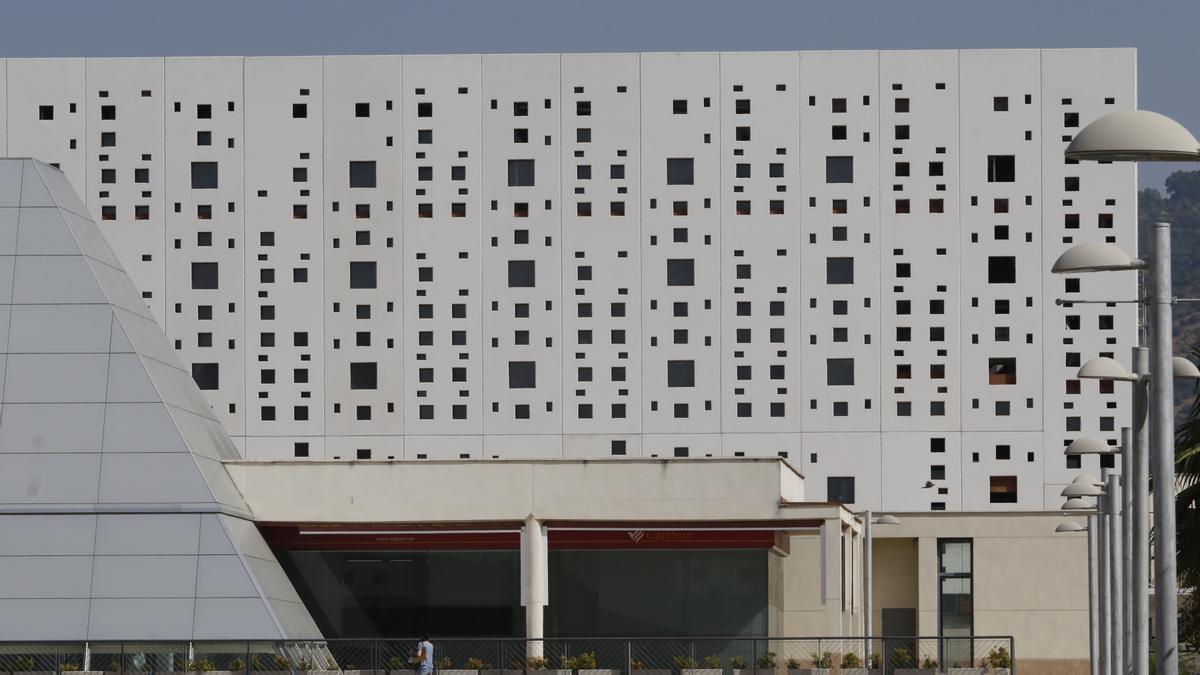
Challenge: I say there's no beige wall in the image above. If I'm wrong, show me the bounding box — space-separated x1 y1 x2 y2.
778 534 833 636
871 537 919 634
777 512 1090 663
226 458 814 523
872 512 1090 663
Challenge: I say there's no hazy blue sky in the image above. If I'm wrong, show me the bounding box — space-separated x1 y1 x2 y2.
3 0 1198 190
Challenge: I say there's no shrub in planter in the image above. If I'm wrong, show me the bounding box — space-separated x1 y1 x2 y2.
983 646 1012 674
676 655 719 675
440 657 485 675
732 652 776 675
783 653 829 675
838 652 875 675
6 656 39 674
727 656 750 675
573 653 613 675
891 649 936 675
628 659 667 675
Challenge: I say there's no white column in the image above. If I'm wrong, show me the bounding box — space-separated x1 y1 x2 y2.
821 518 843 636
521 514 548 658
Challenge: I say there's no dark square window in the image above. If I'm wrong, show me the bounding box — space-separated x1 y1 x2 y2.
509 361 536 388
826 257 854 284
38 105 54 120
826 156 854 183
827 358 855 386
988 256 1017 284
191 262 218 289
349 362 378 390
190 162 218 189
827 476 855 504
508 159 535 186
990 475 1018 503
508 260 535 287
349 261 377 289
191 363 219 390
667 360 695 388
666 158 694 185
666 259 694 286
349 161 377 188
987 155 1016 182
292 103 307 118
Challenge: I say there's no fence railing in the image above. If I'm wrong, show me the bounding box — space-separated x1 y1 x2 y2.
0 637 1014 675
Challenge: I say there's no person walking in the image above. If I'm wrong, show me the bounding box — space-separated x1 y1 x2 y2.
412 634 434 675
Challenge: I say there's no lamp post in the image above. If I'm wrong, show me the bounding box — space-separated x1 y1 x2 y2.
1059 109 1200 675
1064 475 1109 675
862 511 899 665
1065 445 1118 675
1069 355 1200 675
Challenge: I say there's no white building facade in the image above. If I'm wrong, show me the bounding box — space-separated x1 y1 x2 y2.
0 50 1139 669
0 48 1137 512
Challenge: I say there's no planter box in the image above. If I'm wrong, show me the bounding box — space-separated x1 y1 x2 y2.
732 669 777 675
441 669 481 675
681 669 721 675
840 670 880 675
786 670 829 675
948 670 1009 675
578 670 618 675
631 670 670 675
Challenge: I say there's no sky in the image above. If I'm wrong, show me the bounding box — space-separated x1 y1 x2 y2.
2 0 1199 191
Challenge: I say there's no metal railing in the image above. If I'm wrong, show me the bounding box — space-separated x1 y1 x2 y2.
0 637 1014 675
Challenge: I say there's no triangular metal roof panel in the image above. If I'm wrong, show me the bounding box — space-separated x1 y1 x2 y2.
0 159 319 640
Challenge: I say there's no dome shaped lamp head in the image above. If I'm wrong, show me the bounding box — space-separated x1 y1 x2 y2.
1065 110 1200 162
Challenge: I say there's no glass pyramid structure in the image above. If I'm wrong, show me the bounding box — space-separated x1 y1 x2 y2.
0 158 321 640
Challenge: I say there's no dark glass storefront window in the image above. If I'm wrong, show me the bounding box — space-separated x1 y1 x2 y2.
276 550 522 638
546 549 768 637
938 539 973 667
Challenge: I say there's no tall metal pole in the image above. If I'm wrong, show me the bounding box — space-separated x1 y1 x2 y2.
1109 472 1125 675
1089 512 1100 675
1099 470 1111 675
864 510 873 664
1133 345 1151 675
1121 428 1134 675
1149 222 1179 675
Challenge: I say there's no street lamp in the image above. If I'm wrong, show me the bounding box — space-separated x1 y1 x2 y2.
1057 108 1200 675
1070 350 1200 675
861 511 899 664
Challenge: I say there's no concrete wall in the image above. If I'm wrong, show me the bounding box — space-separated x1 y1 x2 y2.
227 457 813 523
871 512 1089 667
